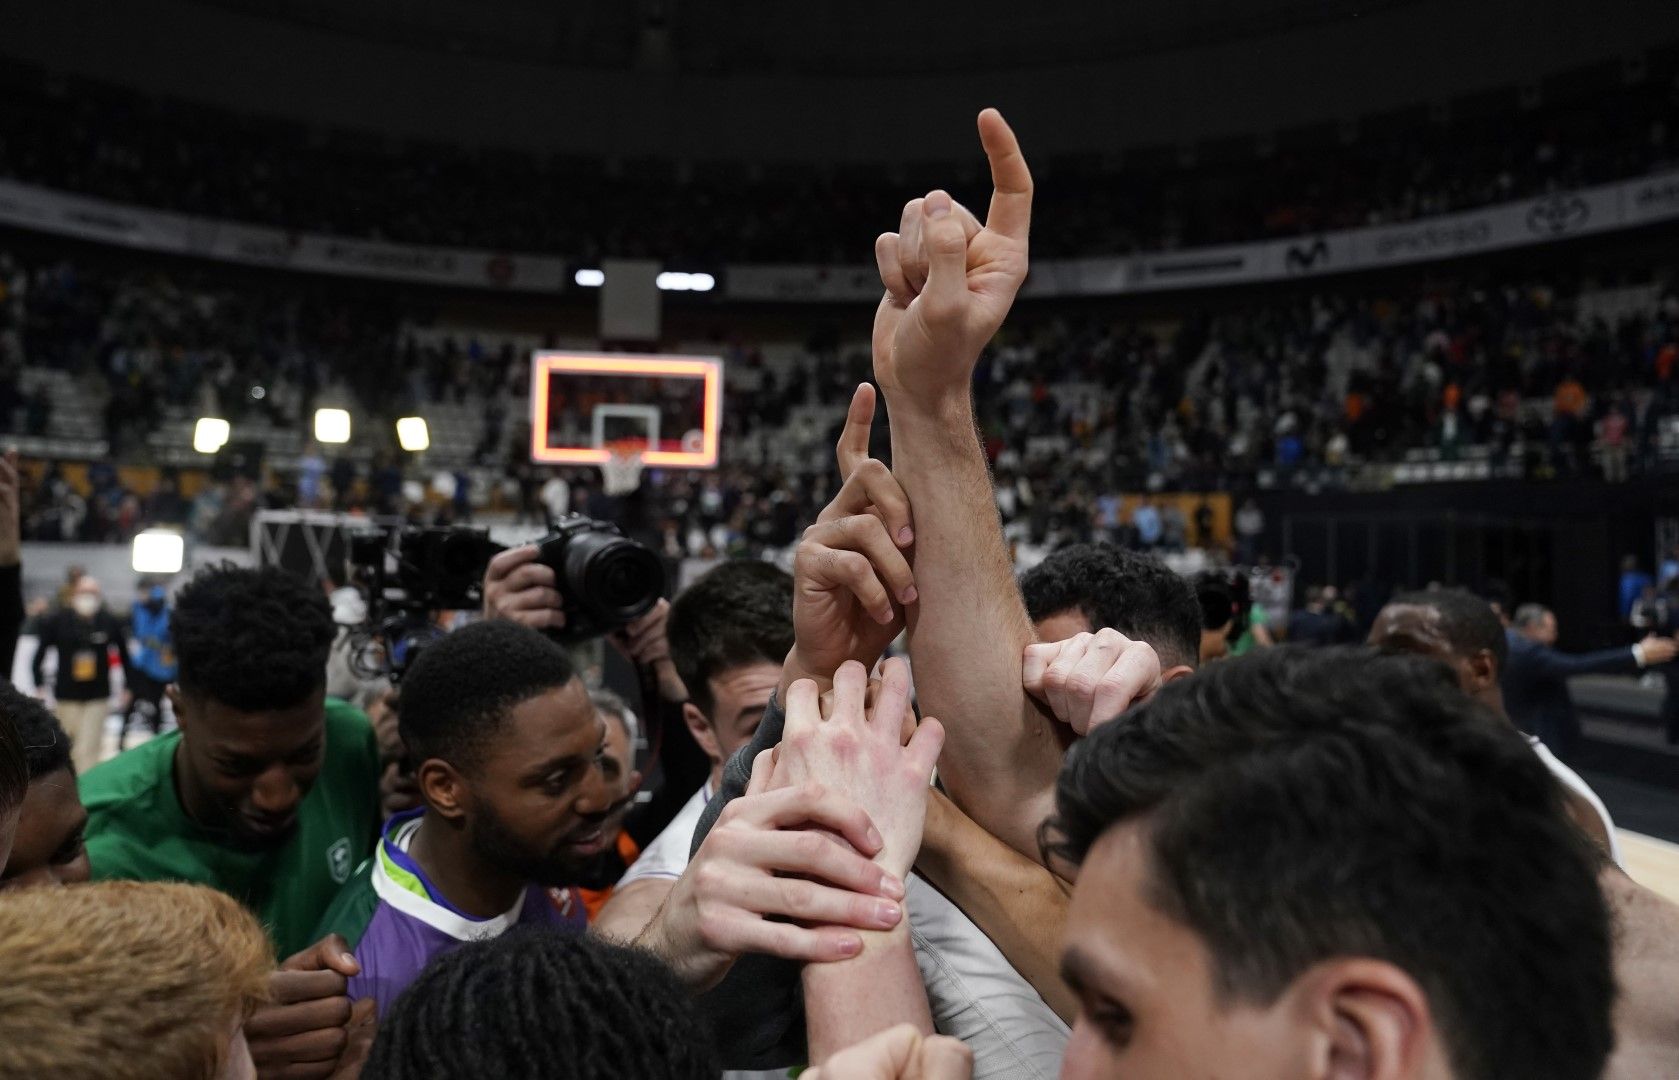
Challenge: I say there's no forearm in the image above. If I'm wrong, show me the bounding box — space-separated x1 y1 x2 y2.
886 392 1060 851
803 925 931 1064
915 792 1076 1022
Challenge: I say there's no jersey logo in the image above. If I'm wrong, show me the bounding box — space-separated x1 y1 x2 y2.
327 838 353 884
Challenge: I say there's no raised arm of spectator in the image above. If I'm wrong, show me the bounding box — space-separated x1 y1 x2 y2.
775 660 944 1065
1532 635 1677 679
869 112 1060 858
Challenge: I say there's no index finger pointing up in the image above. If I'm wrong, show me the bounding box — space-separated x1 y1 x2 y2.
977 107 1032 241
836 382 875 480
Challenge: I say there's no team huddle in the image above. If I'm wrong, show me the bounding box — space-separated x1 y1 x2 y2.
0 111 1667 1080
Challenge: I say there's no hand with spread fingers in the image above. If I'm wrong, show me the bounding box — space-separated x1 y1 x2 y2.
1022 628 1163 736
805 1024 974 1080
635 749 908 993
773 659 944 881
873 108 1032 410
788 383 917 690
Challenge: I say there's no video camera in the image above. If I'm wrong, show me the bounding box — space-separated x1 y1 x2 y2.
346 514 666 680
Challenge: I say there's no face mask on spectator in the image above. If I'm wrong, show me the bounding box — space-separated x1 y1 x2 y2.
72 595 100 618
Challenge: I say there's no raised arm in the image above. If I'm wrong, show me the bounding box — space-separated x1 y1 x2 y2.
1529 636 1674 680
774 660 945 1065
869 111 1062 857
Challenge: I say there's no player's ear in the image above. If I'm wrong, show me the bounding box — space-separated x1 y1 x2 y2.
683 702 722 764
417 758 468 821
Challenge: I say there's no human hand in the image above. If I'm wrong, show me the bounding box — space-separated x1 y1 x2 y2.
325 999 377 1080
872 109 1032 410
0 449 19 567
1640 634 1679 666
369 689 420 819
248 935 361 1080
1022 628 1163 736
805 1024 974 1080
482 545 564 633
637 753 906 992
787 384 917 690
606 598 686 701
773 660 944 880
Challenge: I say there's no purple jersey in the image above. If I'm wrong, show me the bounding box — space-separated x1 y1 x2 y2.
315 809 586 1018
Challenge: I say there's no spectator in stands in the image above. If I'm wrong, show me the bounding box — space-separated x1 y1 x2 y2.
1286 584 1352 646
1620 554 1655 619
1046 648 1614 1080
1129 496 1162 550
362 929 715 1080
0 686 90 890
122 579 176 749
1502 603 1678 758
1234 498 1264 563
314 620 602 1018
0 880 302 1080
30 573 131 773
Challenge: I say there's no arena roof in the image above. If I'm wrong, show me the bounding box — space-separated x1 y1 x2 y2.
192 0 1420 74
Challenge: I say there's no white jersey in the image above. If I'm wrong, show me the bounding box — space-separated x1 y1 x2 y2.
907 876 1068 1080
1528 736 1624 869
618 783 712 887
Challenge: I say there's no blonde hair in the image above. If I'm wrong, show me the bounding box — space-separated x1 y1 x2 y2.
0 881 274 1079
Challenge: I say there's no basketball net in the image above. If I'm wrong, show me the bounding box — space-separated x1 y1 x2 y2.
600 440 647 497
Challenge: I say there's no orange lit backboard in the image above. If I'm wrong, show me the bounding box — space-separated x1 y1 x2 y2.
529 351 723 468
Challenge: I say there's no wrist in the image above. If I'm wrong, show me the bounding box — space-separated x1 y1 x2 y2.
779 645 834 701
880 386 973 427
1634 643 1648 667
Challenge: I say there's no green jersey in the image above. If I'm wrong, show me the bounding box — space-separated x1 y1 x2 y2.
79 697 379 957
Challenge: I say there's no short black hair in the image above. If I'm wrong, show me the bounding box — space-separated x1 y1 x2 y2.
1389 589 1509 673
0 709 25 818
1193 572 1237 632
1046 646 1613 1080
667 561 793 719
173 565 335 711
0 685 71 780
1020 544 1201 669
398 620 576 772
363 928 717 1080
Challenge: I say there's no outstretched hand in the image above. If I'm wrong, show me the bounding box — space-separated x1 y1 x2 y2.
787 383 917 689
773 659 945 880
873 108 1033 409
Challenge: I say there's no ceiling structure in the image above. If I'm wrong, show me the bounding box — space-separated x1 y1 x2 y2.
189 0 1421 75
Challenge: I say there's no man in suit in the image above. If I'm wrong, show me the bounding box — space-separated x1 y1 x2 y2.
1502 603 1676 759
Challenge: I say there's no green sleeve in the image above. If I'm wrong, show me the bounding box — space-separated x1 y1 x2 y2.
313 856 380 948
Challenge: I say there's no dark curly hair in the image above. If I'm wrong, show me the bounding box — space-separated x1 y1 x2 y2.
363 928 717 1080
1385 589 1509 673
667 560 793 719
1020 544 1201 669
398 619 575 773
0 685 71 779
171 565 335 712
1046 646 1614 1080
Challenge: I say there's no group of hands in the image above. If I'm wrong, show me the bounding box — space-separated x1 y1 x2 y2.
248 108 1165 1080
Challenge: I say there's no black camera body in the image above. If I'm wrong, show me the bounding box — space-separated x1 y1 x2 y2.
345 516 664 680
533 515 666 642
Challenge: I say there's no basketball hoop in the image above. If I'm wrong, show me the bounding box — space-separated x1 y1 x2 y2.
601 441 646 496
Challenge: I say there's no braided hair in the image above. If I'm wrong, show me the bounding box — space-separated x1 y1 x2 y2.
363 928 717 1080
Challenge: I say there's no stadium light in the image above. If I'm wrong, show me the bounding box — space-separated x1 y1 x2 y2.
315 408 352 444
193 417 231 455
574 268 605 287
396 416 430 452
132 529 184 575
655 271 716 292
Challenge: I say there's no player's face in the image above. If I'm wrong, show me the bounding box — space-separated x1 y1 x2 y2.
593 709 640 841
0 768 90 890
174 687 327 845
1036 609 1093 645
468 680 613 887
705 662 782 764
1061 823 1312 1080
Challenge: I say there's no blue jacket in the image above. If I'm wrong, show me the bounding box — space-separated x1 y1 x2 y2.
131 603 177 682
1501 628 1637 753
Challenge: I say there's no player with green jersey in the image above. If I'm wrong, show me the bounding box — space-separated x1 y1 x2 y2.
78 564 380 1080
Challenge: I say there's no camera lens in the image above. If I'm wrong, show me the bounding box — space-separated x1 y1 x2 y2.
563 531 665 625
